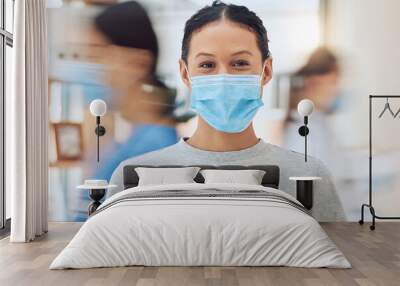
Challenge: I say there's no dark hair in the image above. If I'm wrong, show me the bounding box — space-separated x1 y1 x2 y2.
94 1 159 72
181 1 270 64
94 2 192 122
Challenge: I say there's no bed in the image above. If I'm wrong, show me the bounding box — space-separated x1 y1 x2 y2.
50 165 350 269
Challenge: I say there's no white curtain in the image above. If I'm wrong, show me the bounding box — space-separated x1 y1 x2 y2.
8 0 48 242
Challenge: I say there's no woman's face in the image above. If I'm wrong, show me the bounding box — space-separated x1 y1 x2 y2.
84 26 162 121
84 26 154 89
179 20 272 88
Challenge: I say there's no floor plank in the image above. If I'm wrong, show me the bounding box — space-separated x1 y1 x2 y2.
0 222 399 286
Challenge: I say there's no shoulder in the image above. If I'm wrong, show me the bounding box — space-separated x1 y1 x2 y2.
263 142 304 159
110 143 180 182
118 142 182 167
263 142 328 170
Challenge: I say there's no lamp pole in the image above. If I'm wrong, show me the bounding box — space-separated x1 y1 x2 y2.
90 99 107 163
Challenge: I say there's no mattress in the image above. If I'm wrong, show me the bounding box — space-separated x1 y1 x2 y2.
50 183 350 269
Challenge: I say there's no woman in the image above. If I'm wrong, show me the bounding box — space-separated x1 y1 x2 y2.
88 1 187 181
108 1 345 221
282 47 344 169
76 1 188 221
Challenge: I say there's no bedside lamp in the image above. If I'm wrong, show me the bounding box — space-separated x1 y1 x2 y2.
297 99 314 162
90 99 107 162
290 99 319 210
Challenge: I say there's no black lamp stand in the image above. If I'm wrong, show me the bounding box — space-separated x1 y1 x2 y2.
359 95 400 230
94 116 106 162
88 188 106 215
298 116 309 162
296 180 313 210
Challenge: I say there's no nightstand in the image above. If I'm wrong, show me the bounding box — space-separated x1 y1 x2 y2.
289 177 321 210
77 180 117 215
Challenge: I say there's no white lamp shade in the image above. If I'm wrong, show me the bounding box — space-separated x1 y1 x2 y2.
90 99 107 117
297 99 314 116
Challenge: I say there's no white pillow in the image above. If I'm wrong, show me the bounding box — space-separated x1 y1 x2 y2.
135 167 201 186
200 169 266 185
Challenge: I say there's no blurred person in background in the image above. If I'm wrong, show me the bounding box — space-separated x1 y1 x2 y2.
87 1 192 181
75 1 193 221
281 47 344 168
281 47 360 219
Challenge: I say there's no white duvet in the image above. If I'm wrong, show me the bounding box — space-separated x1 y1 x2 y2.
50 183 350 269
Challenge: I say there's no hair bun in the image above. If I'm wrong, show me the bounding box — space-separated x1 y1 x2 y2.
212 0 224 6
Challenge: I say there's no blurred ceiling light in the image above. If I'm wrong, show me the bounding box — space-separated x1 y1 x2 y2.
47 0 63 8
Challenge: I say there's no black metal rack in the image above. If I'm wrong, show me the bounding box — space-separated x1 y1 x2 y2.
359 95 400 230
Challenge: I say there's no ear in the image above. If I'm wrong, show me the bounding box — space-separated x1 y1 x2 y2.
261 57 273 86
179 59 191 89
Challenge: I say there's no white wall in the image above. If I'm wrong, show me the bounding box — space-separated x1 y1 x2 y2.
326 0 400 151
326 0 400 219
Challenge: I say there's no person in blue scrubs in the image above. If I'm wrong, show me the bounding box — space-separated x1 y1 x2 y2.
89 1 191 181
93 123 178 181
74 1 192 220
91 77 182 183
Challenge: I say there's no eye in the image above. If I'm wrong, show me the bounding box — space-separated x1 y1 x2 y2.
198 61 215 69
232 60 250 68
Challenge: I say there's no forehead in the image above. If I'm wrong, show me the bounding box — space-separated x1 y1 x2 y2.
82 25 110 46
188 20 261 59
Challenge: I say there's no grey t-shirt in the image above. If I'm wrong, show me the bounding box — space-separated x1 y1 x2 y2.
109 138 345 221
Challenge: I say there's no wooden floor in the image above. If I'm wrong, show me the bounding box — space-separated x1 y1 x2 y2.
0 222 399 286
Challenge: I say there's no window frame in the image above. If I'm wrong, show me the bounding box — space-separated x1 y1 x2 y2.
0 0 14 233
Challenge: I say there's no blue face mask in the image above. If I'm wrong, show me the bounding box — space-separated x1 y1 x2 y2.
55 61 114 105
187 68 265 133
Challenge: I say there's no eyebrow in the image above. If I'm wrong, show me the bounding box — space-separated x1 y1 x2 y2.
195 52 215 58
195 50 253 58
231 50 253 56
